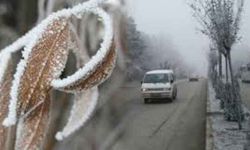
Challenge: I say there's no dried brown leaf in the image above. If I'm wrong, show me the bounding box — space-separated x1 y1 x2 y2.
15 17 70 149
15 95 50 150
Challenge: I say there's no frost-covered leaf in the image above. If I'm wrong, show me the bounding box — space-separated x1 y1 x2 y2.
0 59 13 148
53 41 116 92
15 95 51 150
51 7 115 92
53 25 100 141
51 7 115 140
56 87 98 140
0 1 115 147
17 18 69 114
12 18 69 149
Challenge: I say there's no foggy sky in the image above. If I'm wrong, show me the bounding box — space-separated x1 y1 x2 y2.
126 0 250 76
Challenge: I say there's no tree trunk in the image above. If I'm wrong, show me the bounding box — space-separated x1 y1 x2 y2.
225 55 229 83
228 52 243 130
228 52 234 85
219 52 222 78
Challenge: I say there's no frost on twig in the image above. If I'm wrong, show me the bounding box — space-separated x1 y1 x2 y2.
0 0 115 149
0 59 14 149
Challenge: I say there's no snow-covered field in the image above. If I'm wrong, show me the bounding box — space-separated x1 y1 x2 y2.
208 84 250 150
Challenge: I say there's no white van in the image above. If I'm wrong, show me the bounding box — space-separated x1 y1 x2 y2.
141 70 177 103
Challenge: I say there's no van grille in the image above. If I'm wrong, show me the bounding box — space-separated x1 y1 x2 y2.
148 88 164 91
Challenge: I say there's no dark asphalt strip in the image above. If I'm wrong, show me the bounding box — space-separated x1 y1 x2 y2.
165 80 206 150
150 81 199 138
149 103 180 138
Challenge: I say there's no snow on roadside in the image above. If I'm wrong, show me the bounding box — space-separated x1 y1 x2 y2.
208 83 249 150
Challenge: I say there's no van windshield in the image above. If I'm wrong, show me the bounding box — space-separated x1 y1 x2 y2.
143 74 169 83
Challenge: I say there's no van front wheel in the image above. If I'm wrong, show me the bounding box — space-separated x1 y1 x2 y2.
173 90 177 100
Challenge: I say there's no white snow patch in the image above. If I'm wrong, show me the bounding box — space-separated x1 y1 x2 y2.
146 69 174 75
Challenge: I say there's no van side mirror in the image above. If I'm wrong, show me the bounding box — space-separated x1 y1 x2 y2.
170 80 174 84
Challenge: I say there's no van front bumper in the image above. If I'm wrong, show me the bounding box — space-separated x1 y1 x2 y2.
142 91 172 99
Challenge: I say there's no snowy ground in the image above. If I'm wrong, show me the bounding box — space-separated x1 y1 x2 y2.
208 83 250 150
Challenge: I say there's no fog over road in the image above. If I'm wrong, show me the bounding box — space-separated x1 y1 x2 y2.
112 79 207 150
54 79 208 150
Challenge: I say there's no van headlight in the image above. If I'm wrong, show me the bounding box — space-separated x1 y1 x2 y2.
164 88 171 91
142 88 147 92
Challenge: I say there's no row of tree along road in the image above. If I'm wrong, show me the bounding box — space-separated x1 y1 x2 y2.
190 0 245 129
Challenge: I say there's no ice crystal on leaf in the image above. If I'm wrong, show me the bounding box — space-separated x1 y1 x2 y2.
0 0 115 149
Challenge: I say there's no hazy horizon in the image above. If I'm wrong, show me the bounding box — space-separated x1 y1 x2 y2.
126 0 250 76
